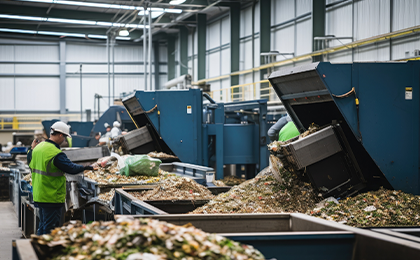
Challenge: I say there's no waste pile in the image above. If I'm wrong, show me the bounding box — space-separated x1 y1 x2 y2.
308 188 420 227
147 151 178 160
84 168 173 185
98 189 115 203
84 156 174 185
218 176 246 187
23 173 32 183
31 218 265 260
192 157 320 214
130 177 214 201
213 180 227 187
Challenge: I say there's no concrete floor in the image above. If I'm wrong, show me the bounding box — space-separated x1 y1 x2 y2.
0 201 23 260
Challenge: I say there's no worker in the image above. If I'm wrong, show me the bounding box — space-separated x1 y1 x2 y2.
104 123 112 138
267 115 300 142
110 121 122 138
27 121 97 235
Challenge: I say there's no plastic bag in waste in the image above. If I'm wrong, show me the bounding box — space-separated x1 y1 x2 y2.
121 155 161 177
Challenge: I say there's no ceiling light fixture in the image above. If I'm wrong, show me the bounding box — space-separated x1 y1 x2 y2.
19 0 184 12
0 27 131 40
119 29 129 37
169 0 186 5
0 14 146 29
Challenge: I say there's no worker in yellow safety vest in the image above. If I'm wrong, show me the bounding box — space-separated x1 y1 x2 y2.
27 121 97 235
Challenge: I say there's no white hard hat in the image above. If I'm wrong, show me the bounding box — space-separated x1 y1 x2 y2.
16 141 22 146
104 122 110 128
51 121 72 138
113 121 121 127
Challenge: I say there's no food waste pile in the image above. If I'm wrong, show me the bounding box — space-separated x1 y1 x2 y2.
215 176 246 187
98 189 116 203
84 160 174 185
192 159 320 214
31 218 264 260
309 188 420 227
129 177 214 201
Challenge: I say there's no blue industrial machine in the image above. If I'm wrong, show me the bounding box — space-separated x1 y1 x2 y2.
123 89 269 180
268 61 420 195
41 106 136 147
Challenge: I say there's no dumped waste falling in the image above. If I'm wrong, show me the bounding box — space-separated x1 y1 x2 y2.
192 157 320 214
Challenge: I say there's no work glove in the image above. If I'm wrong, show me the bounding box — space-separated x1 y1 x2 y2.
84 165 98 171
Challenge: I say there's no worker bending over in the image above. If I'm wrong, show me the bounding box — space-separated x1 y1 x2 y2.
111 121 122 138
268 115 300 142
27 121 97 235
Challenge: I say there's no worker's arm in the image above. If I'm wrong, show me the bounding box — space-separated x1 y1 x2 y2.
53 153 94 174
267 116 289 142
27 139 40 164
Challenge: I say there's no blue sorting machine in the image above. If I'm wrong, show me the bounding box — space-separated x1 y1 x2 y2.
42 106 136 147
123 89 269 180
268 61 420 195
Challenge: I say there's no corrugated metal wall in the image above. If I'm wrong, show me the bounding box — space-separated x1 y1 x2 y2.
0 39 166 118
1 0 420 114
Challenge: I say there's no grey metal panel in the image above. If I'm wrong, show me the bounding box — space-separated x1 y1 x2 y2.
0 78 15 110
121 126 153 151
127 213 292 233
274 0 295 24
269 62 328 97
62 146 110 162
15 78 60 111
354 0 390 40
283 126 342 169
297 0 312 16
296 18 312 56
392 0 420 31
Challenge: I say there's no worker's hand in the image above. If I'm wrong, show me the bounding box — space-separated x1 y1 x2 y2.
31 139 40 149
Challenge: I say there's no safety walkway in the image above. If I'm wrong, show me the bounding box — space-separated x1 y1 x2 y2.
0 202 23 260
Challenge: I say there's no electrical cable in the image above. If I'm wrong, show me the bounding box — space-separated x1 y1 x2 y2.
331 87 362 142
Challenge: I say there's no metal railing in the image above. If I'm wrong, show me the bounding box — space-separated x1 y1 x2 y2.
0 114 81 130
208 79 280 102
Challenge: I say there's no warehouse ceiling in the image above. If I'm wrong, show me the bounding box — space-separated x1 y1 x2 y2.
0 0 251 42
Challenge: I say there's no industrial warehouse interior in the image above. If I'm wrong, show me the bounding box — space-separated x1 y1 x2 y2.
0 0 420 259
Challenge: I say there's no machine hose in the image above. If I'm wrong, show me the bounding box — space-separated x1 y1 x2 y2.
145 105 158 114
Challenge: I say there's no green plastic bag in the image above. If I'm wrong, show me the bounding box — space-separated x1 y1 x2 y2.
121 155 161 177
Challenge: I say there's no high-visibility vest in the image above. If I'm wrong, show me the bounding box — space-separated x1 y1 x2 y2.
278 121 300 142
29 142 65 203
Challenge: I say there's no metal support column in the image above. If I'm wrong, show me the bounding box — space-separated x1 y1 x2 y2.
107 36 110 106
197 13 207 80
143 7 148 90
59 41 66 114
260 0 271 98
153 41 160 90
79 64 83 121
167 36 175 81
148 9 153 90
230 3 240 87
180 26 189 76
312 0 326 62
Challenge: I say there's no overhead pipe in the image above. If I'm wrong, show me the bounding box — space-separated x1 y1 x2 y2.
164 74 192 89
193 24 420 85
